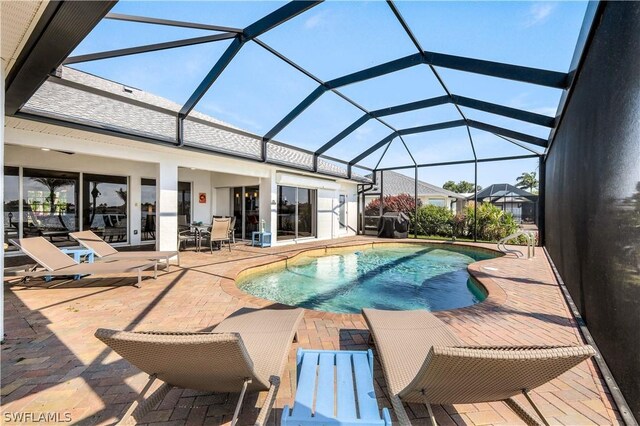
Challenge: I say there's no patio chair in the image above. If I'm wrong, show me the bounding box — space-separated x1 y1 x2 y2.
9 237 157 287
177 215 198 251
203 217 231 253
228 216 237 244
95 307 304 426
362 308 595 426
69 231 179 271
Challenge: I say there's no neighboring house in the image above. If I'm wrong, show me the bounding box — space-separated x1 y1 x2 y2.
365 171 466 213
468 183 538 223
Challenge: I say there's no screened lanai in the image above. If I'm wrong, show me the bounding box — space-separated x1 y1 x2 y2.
3 1 640 424
2 1 640 424
9 0 595 187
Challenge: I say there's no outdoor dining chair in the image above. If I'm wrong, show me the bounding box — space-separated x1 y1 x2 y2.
202 217 231 253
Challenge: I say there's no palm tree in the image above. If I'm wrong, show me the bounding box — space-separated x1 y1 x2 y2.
30 178 75 215
515 172 539 193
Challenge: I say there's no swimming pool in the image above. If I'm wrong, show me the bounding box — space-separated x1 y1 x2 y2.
237 244 497 313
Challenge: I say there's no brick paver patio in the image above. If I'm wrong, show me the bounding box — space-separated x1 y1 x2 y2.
2 237 623 425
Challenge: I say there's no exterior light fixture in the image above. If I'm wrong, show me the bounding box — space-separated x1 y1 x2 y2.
41 148 51 151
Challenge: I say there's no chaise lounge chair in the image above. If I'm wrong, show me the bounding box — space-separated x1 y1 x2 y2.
95 307 304 425
9 237 157 287
70 230 179 271
362 308 595 426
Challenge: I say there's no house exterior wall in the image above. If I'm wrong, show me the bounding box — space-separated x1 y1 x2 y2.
544 2 640 416
4 120 358 251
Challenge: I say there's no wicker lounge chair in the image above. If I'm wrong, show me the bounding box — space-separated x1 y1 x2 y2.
9 237 157 287
96 307 304 425
70 231 179 271
362 308 595 426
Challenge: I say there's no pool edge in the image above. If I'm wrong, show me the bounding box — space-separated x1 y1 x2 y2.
220 240 508 320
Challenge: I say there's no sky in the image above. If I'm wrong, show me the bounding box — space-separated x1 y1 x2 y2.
69 1 588 188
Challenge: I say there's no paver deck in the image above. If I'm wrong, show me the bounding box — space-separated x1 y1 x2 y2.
2 237 623 425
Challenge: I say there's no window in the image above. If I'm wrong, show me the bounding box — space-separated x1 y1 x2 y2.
83 174 128 243
277 186 316 240
428 198 446 207
4 167 20 251
23 168 79 247
141 178 156 241
177 181 191 222
338 194 347 230
244 186 259 240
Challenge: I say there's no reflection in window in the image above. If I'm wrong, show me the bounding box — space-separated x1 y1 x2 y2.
141 178 156 241
4 167 20 250
83 174 128 243
178 181 191 221
244 186 259 240
22 168 79 246
277 186 316 240
277 186 297 241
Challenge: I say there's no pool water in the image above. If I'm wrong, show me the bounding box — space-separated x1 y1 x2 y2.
237 245 496 313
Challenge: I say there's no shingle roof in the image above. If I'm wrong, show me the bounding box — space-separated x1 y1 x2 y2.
470 183 537 200
364 171 464 199
22 66 359 180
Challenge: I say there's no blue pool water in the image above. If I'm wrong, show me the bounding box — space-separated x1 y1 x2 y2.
237 245 496 313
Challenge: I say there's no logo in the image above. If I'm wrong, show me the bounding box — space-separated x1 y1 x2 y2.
3 412 72 423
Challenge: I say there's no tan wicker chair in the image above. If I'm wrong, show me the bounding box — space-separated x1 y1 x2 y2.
70 231 179 271
362 308 595 426
96 307 304 425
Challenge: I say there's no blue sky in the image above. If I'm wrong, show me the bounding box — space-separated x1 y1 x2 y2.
70 1 588 188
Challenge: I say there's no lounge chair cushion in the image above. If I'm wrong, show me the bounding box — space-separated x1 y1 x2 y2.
70 231 119 256
12 237 77 270
70 231 177 261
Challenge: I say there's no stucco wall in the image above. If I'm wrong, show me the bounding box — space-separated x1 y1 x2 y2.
4 121 359 249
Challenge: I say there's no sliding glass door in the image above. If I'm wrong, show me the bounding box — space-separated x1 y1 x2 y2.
83 173 128 243
23 168 79 246
244 186 259 240
141 178 156 241
277 186 316 240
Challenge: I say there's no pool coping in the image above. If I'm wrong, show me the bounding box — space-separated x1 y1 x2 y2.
219 239 510 322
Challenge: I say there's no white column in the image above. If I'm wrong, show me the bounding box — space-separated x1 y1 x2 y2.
1 61 5 341
259 170 278 241
156 161 178 251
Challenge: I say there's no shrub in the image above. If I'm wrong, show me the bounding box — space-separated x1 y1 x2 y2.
365 194 421 217
463 202 519 241
415 204 454 237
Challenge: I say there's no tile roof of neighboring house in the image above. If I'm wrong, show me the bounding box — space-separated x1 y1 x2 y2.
22 66 357 179
365 171 465 199
470 183 537 201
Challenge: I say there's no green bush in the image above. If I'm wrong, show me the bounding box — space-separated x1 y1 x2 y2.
463 202 519 241
415 204 454 237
